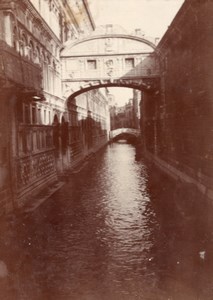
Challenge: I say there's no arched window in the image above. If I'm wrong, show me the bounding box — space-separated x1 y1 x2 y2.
19 36 24 56
51 44 54 54
53 60 56 71
34 46 40 64
29 41 34 61
40 51 46 66
41 51 47 90
20 34 27 57
13 27 19 51
46 55 51 66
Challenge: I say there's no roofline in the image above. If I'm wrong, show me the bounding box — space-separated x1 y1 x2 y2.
157 0 188 50
61 34 156 56
82 0 96 31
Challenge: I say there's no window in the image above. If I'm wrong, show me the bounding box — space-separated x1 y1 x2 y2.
34 47 40 64
29 41 34 61
47 56 51 66
20 35 27 56
125 58 134 69
13 27 19 51
87 60 97 70
44 109 46 124
17 101 23 123
53 60 56 71
41 51 46 65
38 108 41 124
22 35 28 57
32 106 36 124
24 104 30 124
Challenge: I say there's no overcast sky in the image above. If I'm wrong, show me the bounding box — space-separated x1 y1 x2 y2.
89 0 185 105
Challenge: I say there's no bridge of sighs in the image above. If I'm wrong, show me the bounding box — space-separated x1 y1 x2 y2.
61 25 161 100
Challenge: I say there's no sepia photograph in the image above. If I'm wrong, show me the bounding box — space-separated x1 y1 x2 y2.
0 0 212 299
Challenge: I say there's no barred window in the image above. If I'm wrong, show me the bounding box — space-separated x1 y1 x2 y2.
125 58 134 69
87 60 97 70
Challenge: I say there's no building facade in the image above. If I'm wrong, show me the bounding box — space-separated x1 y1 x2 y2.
67 89 110 169
110 93 140 131
141 0 213 201
0 0 109 214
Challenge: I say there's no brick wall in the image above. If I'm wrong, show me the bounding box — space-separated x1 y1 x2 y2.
143 0 213 191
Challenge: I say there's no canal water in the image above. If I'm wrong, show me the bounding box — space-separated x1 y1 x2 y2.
0 142 213 300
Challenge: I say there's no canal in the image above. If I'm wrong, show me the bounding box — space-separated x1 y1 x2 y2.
0 142 213 299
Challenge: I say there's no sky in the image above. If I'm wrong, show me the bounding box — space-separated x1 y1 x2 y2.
89 0 185 106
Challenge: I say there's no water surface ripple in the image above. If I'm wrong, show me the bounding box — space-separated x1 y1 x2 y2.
0 143 213 299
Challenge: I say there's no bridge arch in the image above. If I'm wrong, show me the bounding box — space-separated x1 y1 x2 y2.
61 25 160 100
110 128 140 138
109 128 141 144
60 25 161 170
66 80 159 102
62 33 157 54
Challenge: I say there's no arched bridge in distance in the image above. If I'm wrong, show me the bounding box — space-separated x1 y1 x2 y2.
109 128 141 143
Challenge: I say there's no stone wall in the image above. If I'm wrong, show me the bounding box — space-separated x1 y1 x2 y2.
67 89 110 169
142 0 213 200
0 93 13 214
0 0 96 215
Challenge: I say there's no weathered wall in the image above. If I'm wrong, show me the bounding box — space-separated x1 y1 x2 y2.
0 0 96 214
0 91 14 214
66 89 110 169
142 0 213 200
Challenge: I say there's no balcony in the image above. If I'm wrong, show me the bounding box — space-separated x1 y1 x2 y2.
0 41 42 92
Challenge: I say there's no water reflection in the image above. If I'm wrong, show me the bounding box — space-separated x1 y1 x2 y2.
0 142 213 299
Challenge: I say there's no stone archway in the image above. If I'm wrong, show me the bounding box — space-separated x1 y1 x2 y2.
59 25 162 174
61 25 160 100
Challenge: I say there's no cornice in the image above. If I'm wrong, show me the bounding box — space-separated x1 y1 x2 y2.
58 0 80 31
82 0 95 30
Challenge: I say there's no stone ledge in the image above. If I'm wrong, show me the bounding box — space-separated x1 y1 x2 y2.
146 151 213 202
23 181 65 213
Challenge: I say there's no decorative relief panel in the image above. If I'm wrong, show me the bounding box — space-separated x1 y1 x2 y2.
0 42 42 90
62 54 159 81
17 151 56 189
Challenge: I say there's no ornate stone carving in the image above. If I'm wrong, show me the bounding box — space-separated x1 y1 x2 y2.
17 151 56 189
